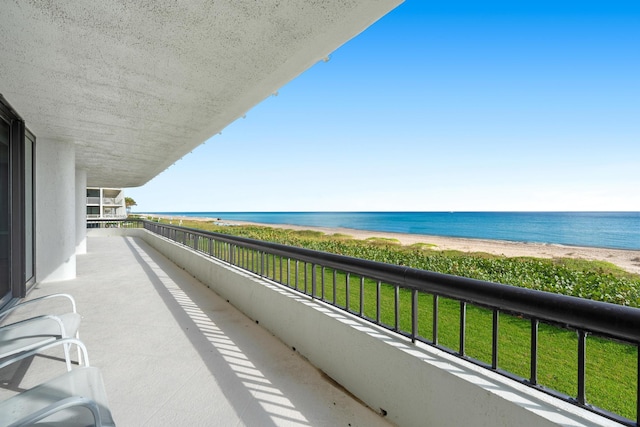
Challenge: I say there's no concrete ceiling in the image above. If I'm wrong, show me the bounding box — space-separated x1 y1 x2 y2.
0 0 402 187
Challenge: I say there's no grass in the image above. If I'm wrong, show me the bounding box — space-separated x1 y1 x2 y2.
365 237 401 245
168 218 640 420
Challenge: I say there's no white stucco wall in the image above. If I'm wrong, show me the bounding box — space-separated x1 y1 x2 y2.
35 140 76 282
124 228 619 427
75 169 87 255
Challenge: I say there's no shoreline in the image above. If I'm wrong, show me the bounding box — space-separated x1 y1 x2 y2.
141 214 640 275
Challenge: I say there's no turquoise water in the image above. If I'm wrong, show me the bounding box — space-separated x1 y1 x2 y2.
145 211 640 250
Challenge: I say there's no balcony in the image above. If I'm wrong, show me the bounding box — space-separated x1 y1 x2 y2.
0 234 392 426
102 198 122 206
1 228 631 426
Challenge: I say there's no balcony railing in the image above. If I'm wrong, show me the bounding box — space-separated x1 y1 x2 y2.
132 219 640 426
87 219 142 228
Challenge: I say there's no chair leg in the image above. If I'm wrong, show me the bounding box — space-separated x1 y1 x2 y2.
63 341 72 371
75 331 83 366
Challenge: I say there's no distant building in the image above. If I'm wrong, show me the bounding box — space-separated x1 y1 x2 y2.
86 188 127 219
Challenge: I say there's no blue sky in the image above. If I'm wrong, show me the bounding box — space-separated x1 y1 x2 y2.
127 0 640 212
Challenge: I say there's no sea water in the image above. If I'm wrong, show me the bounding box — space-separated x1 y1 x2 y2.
147 211 640 250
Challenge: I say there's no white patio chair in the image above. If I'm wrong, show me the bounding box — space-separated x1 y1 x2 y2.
0 314 81 371
0 338 115 426
0 293 78 322
0 294 82 368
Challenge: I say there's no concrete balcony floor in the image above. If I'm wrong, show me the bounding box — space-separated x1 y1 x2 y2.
0 235 393 426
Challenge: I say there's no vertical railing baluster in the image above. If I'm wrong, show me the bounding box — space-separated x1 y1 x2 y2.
311 264 316 299
577 330 587 405
531 319 539 385
637 345 640 426
359 276 364 317
492 309 499 370
295 260 299 290
376 281 381 324
459 301 466 356
287 258 290 286
321 267 325 300
411 289 418 343
260 251 264 276
433 295 439 345
280 257 283 284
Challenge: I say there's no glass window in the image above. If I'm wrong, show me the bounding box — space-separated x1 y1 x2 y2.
24 133 34 283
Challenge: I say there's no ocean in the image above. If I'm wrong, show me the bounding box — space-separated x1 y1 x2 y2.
145 212 640 251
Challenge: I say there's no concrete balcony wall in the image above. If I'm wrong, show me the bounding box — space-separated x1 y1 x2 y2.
93 228 619 427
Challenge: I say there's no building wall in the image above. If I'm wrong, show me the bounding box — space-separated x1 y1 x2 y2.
86 187 127 219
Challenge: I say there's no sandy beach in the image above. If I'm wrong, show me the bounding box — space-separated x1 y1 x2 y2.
144 214 640 275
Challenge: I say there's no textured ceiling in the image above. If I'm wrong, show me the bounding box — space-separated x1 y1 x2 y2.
0 0 402 187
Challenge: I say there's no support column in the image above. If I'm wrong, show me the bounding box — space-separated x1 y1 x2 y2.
75 169 87 255
35 140 76 282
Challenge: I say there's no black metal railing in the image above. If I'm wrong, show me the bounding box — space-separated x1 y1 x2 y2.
140 220 640 426
86 218 143 229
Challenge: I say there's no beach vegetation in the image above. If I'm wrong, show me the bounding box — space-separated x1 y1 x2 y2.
167 219 640 307
331 233 353 239
408 242 437 250
365 237 401 245
292 230 325 238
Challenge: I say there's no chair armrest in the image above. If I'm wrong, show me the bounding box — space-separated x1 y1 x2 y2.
0 293 77 322
0 313 68 340
0 337 90 371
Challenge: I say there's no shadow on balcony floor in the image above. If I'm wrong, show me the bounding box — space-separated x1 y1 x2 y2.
1 235 393 426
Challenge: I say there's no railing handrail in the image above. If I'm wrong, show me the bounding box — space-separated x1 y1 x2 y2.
143 220 640 344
